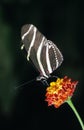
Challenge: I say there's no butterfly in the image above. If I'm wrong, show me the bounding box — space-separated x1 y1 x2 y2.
21 24 63 85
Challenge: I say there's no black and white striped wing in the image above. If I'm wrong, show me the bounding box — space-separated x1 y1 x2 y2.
21 24 63 78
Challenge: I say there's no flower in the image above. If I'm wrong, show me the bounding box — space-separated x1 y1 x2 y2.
45 76 78 108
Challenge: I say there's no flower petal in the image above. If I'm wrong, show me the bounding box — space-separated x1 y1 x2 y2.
45 76 78 108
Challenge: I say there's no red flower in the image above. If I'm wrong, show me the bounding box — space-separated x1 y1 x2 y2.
45 76 78 108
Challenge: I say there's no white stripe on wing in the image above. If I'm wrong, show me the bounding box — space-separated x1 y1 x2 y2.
46 43 52 74
22 24 33 40
37 37 48 78
27 27 37 60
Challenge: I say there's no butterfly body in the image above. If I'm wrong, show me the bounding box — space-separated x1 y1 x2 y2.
21 24 63 79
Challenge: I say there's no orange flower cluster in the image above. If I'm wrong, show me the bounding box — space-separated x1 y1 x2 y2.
45 76 78 108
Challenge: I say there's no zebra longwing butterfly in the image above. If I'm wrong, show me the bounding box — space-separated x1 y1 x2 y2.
21 24 63 82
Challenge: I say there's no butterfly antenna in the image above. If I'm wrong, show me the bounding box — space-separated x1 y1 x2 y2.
13 78 36 91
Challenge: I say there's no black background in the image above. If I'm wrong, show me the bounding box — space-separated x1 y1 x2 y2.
0 0 83 129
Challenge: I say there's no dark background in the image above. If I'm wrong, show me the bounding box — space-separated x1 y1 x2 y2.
0 0 83 129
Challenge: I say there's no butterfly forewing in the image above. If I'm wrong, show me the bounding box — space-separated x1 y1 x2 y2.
21 24 63 78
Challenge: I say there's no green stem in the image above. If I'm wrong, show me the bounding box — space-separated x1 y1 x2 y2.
66 99 84 130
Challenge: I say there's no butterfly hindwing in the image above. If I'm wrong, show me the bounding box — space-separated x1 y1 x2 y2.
21 24 63 78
